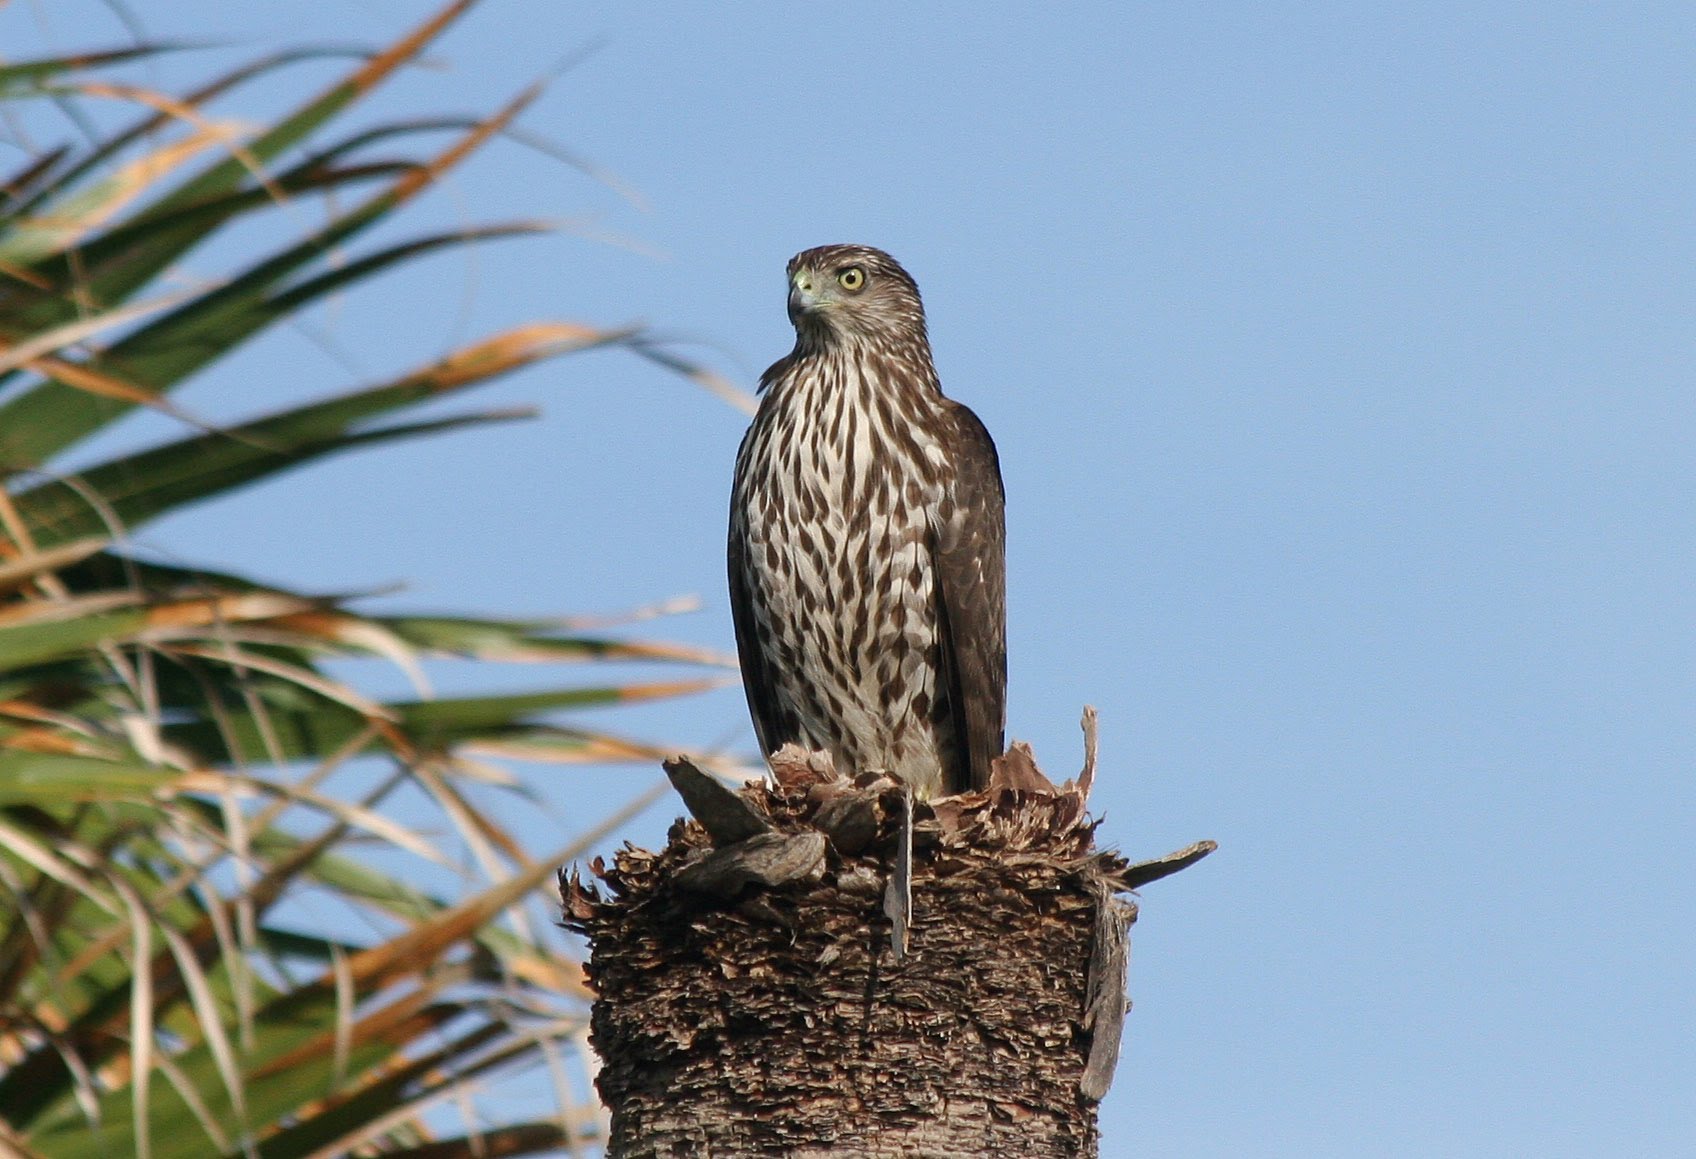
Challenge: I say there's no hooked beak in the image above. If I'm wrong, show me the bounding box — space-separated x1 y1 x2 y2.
787 271 821 325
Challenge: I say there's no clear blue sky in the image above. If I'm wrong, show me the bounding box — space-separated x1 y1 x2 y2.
9 2 1694 1154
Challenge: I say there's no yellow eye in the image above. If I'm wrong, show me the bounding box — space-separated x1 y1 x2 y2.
837 266 866 291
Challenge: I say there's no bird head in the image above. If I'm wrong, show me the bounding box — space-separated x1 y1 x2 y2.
785 244 928 347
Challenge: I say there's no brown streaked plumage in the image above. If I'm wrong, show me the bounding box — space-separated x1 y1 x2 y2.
728 244 1006 797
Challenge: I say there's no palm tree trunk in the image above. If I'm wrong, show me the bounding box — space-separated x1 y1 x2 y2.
562 743 1211 1158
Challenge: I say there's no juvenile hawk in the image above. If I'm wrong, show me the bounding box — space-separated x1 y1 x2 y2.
728 244 1005 797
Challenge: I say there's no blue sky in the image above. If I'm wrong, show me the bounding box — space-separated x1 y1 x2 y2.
8 2 1695 1154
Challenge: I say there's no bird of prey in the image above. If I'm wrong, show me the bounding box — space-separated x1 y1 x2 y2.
728 244 1006 798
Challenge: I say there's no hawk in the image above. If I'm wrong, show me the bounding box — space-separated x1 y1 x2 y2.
728 244 1006 797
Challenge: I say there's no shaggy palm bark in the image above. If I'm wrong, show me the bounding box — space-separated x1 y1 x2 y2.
563 733 1210 1159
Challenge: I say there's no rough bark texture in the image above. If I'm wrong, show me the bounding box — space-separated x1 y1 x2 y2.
563 743 1210 1158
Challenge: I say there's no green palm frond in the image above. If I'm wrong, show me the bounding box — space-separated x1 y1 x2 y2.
0 4 733 1155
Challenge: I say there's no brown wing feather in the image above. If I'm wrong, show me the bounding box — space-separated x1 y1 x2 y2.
931 399 1007 792
727 510 797 760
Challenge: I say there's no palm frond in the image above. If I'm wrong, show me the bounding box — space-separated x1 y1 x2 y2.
0 3 740 1154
